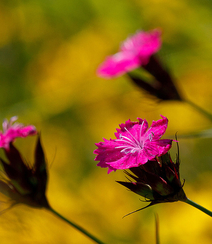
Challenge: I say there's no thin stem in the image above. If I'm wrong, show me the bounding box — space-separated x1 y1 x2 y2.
155 213 160 244
183 198 212 217
47 207 105 244
185 99 212 122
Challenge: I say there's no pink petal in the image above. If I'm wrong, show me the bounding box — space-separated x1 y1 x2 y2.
144 139 172 159
115 118 148 140
109 151 149 170
145 115 169 140
0 117 37 150
94 116 172 173
97 29 162 78
120 29 161 57
97 52 140 78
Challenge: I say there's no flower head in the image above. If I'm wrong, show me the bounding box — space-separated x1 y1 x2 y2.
0 136 49 209
0 116 37 150
94 115 172 173
117 151 187 215
97 29 161 78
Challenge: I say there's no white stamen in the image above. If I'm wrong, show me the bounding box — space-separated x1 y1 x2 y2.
115 125 146 154
116 135 137 147
123 127 140 145
139 121 145 144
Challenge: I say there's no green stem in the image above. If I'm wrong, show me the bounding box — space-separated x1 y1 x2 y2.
183 198 212 217
185 99 212 122
155 213 160 244
47 207 105 244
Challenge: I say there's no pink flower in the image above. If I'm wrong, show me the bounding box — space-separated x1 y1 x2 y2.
94 116 172 173
97 29 161 78
0 116 37 150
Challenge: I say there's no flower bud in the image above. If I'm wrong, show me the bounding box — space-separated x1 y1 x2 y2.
117 152 187 211
0 136 49 209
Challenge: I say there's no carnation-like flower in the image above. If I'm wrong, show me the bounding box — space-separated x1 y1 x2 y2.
94 116 172 173
0 116 37 150
97 29 161 78
0 120 106 244
0 136 49 209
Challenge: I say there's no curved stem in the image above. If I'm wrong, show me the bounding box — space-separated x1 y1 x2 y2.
183 198 212 217
185 99 212 122
47 207 105 244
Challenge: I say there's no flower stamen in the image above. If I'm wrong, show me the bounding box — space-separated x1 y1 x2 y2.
115 126 145 154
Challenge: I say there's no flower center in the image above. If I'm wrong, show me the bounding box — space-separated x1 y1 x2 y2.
115 121 152 154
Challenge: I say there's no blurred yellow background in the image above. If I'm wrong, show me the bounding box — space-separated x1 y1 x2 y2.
0 0 212 243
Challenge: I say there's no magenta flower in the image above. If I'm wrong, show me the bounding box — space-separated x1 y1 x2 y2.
97 29 161 78
0 116 37 150
94 116 172 173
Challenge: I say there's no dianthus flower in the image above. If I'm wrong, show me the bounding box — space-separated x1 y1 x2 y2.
97 29 161 78
0 118 106 244
0 117 48 208
0 137 49 209
94 115 172 173
0 116 37 150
